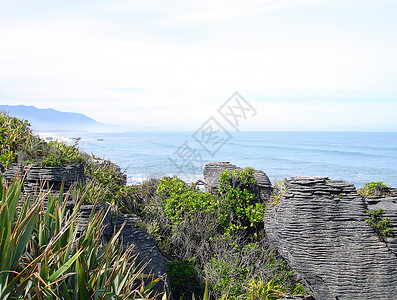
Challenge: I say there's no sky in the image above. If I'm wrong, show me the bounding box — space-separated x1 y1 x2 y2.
0 0 396 131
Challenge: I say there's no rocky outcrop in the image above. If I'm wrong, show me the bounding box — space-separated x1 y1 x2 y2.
3 163 85 193
203 162 272 200
264 176 397 300
110 214 170 295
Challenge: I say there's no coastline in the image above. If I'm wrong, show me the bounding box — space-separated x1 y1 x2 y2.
36 130 397 188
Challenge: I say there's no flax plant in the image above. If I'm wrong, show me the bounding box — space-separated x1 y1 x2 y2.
0 176 162 299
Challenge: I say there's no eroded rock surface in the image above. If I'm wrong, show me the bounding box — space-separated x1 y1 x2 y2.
110 214 170 295
3 163 85 192
264 176 397 300
203 162 272 200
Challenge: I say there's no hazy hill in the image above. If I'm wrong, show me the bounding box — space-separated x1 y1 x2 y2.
0 105 112 132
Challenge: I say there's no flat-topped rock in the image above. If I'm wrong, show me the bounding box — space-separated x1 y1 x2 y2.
264 176 397 300
3 163 85 193
203 162 272 200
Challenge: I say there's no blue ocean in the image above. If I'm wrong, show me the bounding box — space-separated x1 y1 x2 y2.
40 131 397 188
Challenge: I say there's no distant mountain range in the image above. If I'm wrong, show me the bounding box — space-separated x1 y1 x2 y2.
0 105 113 132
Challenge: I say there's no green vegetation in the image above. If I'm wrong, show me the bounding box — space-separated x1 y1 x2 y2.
141 170 305 299
365 208 393 238
166 259 204 297
218 169 265 234
0 112 161 298
0 112 85 168
0 177 160 299
358 181 389 198
0 111 306 299
269 179 286 206
0 113 31 169
240 277 286 300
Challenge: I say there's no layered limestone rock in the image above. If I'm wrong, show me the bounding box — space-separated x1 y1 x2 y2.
3 163 85 192
110 213 170 295
264 176 397 300
203 162 272 200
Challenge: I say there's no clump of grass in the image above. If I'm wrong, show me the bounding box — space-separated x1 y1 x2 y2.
358 181 389 198
240 277 287 300
365 208 393 238
269 179 287 206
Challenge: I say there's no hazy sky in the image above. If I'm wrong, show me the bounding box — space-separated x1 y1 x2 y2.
0 0 396 130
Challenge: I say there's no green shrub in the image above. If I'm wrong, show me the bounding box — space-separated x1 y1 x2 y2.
0 112 87 169
358 181 389 198
166 259 204 298
240 277 287 300
218 169 265 234
206 253 250 298
365 208 393 238
156 177 217 225
0 112 32 168
152 171 303 298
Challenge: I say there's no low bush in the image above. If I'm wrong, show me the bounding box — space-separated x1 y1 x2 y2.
358 181 389 198
157 177 216 225
0 112 31 168
167 259 204 298
240 277 287 300
218 169 265 234
365 208 393 238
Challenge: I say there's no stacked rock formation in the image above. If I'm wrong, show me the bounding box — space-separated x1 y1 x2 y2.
203 162 272 200
3 163 85 193
110 213 170 294
264 176 397 300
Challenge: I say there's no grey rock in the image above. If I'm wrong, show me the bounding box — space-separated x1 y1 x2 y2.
3 163 85 193
203 162 272 200
110 214 170 295
264 176 397 300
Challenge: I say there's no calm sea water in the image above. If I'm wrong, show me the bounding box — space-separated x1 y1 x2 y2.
40 131 397 188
